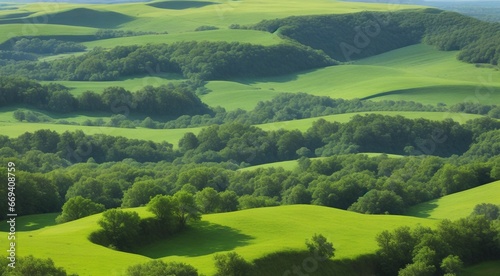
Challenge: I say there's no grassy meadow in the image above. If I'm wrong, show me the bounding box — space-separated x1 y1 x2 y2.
206 44 500 110
0 205 436 276
406 180 500 220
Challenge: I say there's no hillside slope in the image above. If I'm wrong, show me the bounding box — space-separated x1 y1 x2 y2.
406 180 500 220
0 205 436 275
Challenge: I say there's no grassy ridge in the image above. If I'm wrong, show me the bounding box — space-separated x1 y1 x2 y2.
44 44 499 111
204 44 500 110
406 180 500 220
83 29 285 49
0 205 436 275
0 24 96 44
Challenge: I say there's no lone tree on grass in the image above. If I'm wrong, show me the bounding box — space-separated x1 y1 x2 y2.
305 233 335 260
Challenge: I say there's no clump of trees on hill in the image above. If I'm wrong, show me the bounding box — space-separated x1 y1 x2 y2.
89 191 200 251
376 209 500 275
0 41 336 81
12 38 86 54
0 76 210 117
249 9 500 65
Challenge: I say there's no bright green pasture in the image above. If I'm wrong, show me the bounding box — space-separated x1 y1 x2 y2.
0 205 435 275
0 23 96 44
210 44 500 110
83 29 285 49
406 180 500 220
109 0 422 34
201 81 281 110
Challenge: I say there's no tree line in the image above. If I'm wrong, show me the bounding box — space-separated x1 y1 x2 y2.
0 41 336 81
0 121 498 219
0 76 210 116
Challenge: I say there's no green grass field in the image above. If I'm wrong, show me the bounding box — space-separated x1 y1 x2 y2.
83 29 285 49
0 0 420 41
207 44 500 110
406 180 500 220
0 23 96 44
0 205 436 275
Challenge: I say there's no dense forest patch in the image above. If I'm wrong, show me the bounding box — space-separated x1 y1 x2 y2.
249 9 500 65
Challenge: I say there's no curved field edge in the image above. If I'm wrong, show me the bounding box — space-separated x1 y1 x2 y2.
406 180 500 220
0 205 436 276
239 153 403 172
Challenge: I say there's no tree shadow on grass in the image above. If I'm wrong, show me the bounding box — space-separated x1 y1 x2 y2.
406 200 439 218
136 220 254 258
0 213 58 232
148 1 217 10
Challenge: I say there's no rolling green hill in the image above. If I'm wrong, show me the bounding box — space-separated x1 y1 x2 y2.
0 205 436 275
82 29 285 49
406 180 500 220
202 44 500 111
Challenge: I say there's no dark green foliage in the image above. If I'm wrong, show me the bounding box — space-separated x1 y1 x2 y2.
195 187 221 213
252 11 425 61
251 9 500 65
121 180 165 208
398 261 435 276
0 41 335 81
440 255 464 275
462 130 500 161
305 234 335 260
125 260 198 276
349 190 406 215
194 25 219 31
12 38 86 54
0 76 209 116
94 29 165 39
0 255 68 276
96 209 141 251
172 191 201 229
0 50 37 61
376 216 500 275
56 196 105 223
471 203 500 221
213 252 253 276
